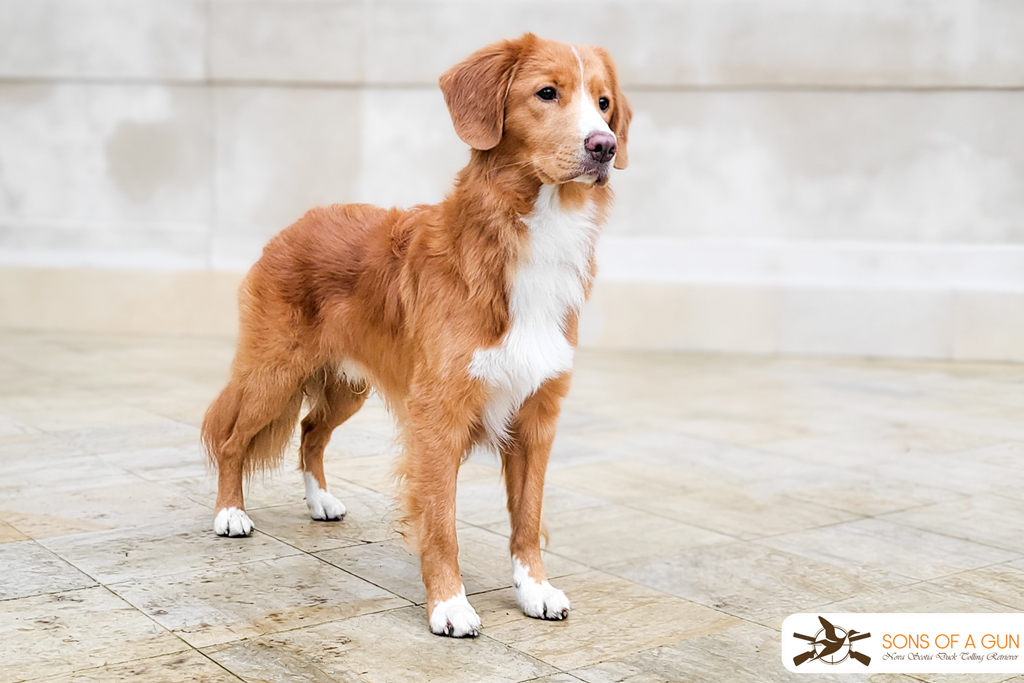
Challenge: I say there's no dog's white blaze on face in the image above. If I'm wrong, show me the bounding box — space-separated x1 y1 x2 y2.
512 556 571 619
429 585 481 637
304 471 347 520
213 507 253 537
571 46 614 140
469 184 598 441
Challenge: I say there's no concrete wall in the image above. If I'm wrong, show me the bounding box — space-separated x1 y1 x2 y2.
1 1 1023 360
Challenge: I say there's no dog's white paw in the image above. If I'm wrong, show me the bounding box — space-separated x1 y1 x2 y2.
513 557 570 620
304 472 346 521
308 490 346 521
429 587 481 638
213 507 253 537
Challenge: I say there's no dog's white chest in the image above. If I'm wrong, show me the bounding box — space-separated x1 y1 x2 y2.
469 185 598 441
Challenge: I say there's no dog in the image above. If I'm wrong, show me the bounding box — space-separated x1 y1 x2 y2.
201 33 631 637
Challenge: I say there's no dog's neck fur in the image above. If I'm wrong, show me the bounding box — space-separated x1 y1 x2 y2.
447 148 613 234
447 149 610 442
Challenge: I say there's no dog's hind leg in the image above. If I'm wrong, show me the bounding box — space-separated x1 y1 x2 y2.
502 374 572 621
202 364 306 537
299 369 367 521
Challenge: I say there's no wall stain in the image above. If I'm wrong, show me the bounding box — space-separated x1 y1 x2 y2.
105 120 188 203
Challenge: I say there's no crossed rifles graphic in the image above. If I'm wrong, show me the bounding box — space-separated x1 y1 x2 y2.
793 616 871 667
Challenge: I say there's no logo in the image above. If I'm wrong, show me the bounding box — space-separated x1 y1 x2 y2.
793 616 871 667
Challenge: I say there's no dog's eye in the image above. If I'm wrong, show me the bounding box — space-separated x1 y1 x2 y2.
536 87 558 101
598 97 610 111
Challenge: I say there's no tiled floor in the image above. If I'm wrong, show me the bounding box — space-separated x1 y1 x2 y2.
0 331 1022 682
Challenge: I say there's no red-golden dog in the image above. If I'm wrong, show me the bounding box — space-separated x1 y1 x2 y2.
202 33 631 637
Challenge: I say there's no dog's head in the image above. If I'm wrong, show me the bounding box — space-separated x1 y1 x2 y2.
440 34 632 186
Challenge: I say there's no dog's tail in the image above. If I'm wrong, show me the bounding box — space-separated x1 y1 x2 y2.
245 389 303 475
201 380 242 470
201 375 304 477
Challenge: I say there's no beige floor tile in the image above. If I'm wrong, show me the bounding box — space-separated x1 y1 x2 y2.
326 454 503 500
0 454 141 498
316 526 587 604
111 383 223 428
202 639 365 682
609 541 898 628
875 423 1001 457
40 518 301 584
0 586 187 682
756 425 1001 465
0 413 40 440
250 494 400 553
204 606 557 683
97 444 209 481
0 540 96 600
176 471 304 511
544 433 617 469
569 621 799 683
659 416 809 447
882 494 1024 554
779 471 964 517
0 430 49 456
580 427 846 485
316 540 427 604
962 441 1024 471
455 475 607 529
502 504 731 568
817 581 1013 615
630 485 859 539
545 459 713 503
472 571 738 671
760 518 1021 581
866 452 1024 497
0 479 209 534
55 419 202 457
0 432 85 463
0 509 115 539
0 391 175 434
32 651 242 683
928 559 1024 612
323 421 399 459
551 407 631 434
324 453 399 495
907 674 1021 683
110 553 410 648
175 469 378 512
0 519 28 542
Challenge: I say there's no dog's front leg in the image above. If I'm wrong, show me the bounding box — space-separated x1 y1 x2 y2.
502 374 572 620
402 391 481 637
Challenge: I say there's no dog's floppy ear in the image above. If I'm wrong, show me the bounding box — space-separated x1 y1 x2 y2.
596 47 632 170
439 35 531 151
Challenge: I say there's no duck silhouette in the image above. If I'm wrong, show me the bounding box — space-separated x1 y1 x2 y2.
793 616 848 665
814 617 848 659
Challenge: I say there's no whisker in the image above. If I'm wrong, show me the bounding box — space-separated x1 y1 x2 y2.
489 154 565 173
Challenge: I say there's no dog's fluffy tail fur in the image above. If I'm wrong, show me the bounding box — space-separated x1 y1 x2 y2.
201 375 304 478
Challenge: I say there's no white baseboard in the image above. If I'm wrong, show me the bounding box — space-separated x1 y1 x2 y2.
581 238 1024 361
596 237 1024 292
1 263 1021 362
0 267 243 337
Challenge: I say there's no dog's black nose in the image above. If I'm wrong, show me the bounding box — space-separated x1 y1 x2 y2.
585 132 617 164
